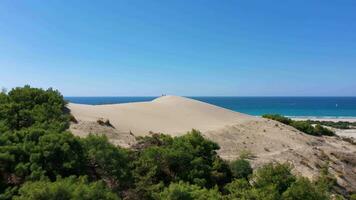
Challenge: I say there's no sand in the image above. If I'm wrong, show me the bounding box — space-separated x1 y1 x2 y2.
68 95 254 136
68 96 356 193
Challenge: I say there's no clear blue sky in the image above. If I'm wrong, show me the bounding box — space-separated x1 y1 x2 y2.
1 1 356 96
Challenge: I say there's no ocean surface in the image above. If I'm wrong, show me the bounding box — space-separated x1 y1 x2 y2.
65 97 356 118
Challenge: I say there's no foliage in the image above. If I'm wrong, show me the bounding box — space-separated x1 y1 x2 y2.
156 181 222 200
253 163 296 194
315 163 337 195
262 114 335 136
0 128 86 187
224 178 252 199
132 130 232 199
350 194 356 200
282 177 329 200
13 176 120 200
238 149 255 160
224 178 280 200
230 159 253 179
263 114 293 125
0 85 69 131
306 120 356 129
81 134 132 189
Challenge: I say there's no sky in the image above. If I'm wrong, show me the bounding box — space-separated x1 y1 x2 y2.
0 1 356 96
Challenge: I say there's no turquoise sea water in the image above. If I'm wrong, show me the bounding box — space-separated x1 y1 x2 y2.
65 97 356 118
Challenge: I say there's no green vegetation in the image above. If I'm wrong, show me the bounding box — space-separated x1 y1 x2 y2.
13 176 119 200
305 120 356 129
262 114 335 136
156 181 221 200
0 85 69 132
230 159 253 179
0 86 347 199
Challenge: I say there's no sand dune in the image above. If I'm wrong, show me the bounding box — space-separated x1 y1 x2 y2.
68 95 254 136
68 96 356 193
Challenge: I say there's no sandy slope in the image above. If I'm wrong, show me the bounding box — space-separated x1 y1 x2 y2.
68 96 356 193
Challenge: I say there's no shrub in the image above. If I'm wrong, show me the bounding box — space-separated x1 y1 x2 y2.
239 149 255 160
0 128 86 183
262 114 292 125
81 134 132 189
156 181 222 200
253 163 296 194
282 177 329 200
263 114 335 136
350 194 356 200
224 179 280 200
313 124 334 136
306 120 356 130
0 85 69 131
132 130 231 198
230 159 253 179
224 178 252 199
13 176 120 200
97 118 113 127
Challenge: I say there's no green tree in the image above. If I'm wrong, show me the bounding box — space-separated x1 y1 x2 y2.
282 177 329 200
132 130 231 199
13 176 120 200
253 163 296 194
224 178 252 199
81 134 132 189
156 181 222 200
0 128 86 189
230 159 253 179
224 179 279 200
0 85 69 131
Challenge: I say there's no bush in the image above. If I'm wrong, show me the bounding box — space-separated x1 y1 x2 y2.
263 114 335 136
230 159 253 179
313 124 334 136
253 163 296 194
0 86 69 131
224 178 252 199
81 134 132 189
13 176 120 200
97 119 113 127
350 194 356 200
262 114 292 125
282 177 329 200
132 130 231 198
224 179 280 200
156 181 222 200
306 120 356 130
0 128 86 183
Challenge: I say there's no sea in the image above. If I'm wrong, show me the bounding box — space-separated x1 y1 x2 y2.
65 97 356 118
